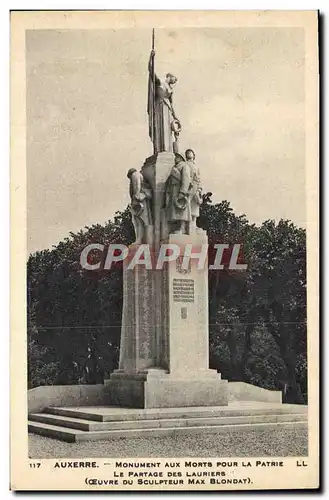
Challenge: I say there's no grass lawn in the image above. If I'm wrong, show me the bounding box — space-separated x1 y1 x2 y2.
29 427 307 458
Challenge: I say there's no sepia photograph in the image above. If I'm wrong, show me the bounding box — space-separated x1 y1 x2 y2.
10 10 319 491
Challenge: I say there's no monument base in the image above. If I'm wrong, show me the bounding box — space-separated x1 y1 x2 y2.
104 369 228 409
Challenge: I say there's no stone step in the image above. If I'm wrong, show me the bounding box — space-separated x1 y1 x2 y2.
29 411 307 432
28 421 83 442
44 404 307 423
28 419 308 443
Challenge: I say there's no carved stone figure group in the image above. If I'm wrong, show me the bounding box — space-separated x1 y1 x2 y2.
127 149 202 243
164 149 202 235
127 47 203 243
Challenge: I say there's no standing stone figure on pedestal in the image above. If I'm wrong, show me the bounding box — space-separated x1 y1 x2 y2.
164 150 203 235
164 153 192 235
148 47 181 154
185 148 203 233
105 31 228 409
127 168 153 244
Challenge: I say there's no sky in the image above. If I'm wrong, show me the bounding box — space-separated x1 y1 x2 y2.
26 27 305 255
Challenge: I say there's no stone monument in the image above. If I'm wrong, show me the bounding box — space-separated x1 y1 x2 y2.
105 32 228 408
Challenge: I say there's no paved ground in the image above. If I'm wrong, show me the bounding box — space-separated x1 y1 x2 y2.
29 427 308 458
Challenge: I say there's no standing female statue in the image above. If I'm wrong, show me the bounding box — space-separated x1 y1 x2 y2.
148 47 181 153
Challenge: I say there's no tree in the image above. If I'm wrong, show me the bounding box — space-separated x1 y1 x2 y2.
199 201 307 403
27 207 134 387
247 220 307 402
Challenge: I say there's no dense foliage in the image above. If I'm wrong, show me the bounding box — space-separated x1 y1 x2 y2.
27 200 307 403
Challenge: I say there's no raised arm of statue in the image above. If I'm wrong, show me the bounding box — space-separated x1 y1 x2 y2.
148 49 155 72
148 51 154 71
148 50 161 85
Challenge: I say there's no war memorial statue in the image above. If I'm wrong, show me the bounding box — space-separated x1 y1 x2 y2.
106 32 228 408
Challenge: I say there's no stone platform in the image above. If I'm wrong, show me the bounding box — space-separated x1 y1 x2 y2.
28 402 308 443
105 369 228 409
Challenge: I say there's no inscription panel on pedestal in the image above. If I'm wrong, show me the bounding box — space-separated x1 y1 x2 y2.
172 278 194 303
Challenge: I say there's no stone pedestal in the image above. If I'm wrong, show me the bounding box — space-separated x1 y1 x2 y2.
105 152 228 408
105 370 228 409
116 257 156 374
